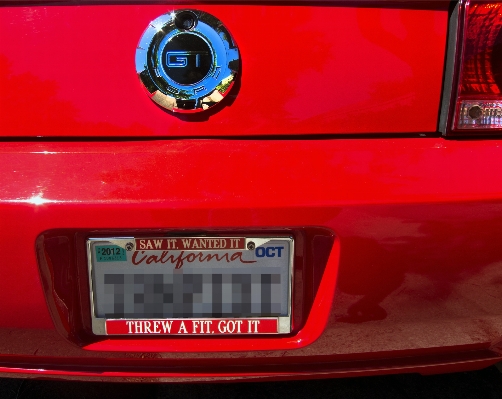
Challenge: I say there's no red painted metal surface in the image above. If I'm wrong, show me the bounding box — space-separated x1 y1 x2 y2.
1 0 502 382
1 138 502 380
0 4 448 137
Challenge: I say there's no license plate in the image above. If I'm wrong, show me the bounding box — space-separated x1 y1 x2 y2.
87 236 293 335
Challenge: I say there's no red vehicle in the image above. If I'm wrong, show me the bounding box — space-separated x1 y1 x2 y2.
1 0 502 382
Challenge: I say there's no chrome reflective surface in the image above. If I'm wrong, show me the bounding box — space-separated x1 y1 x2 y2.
136 10 239 113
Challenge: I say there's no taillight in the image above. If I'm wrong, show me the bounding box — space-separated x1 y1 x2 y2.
447 0 502 134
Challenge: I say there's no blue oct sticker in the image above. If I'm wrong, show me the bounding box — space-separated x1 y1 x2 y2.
95 245 126 262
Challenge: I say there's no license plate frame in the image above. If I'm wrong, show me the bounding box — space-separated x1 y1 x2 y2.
86 236 294 336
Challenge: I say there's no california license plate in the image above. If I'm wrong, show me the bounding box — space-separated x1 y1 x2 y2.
87 236 293 335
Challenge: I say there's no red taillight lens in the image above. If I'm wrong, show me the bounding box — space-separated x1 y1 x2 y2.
453 1 502 131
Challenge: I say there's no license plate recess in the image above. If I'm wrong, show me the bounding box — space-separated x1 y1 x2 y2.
87 237 293 336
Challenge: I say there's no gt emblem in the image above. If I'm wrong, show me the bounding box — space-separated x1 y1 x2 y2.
166 51 209 68
136 10 240 113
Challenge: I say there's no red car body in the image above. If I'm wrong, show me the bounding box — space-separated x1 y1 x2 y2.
1 0 502 382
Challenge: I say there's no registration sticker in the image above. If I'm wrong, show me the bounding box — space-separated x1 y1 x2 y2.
95 245 127 262
87 237 293 335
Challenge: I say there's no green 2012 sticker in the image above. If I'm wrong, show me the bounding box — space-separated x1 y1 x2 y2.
95 245 126 262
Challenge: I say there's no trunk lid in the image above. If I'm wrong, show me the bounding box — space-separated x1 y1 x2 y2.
0 3 449 137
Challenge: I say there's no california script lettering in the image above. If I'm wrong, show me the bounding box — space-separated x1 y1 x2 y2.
131 250 256 269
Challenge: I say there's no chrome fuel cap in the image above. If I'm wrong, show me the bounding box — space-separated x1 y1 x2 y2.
136 10 240 113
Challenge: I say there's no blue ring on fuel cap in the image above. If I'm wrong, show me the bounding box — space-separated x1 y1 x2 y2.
135 10 240 113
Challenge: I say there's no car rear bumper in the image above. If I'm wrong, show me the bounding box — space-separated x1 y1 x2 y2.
1 136 502 380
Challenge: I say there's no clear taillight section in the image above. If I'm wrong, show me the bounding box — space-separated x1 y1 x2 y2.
453 1 502 131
